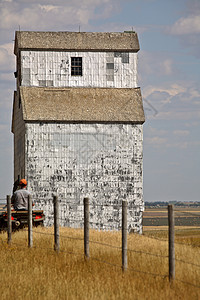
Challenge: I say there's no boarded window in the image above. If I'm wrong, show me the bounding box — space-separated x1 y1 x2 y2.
39 80 53 87
71 57 82 76
106 63 114 69
122 53 129 63
114 52 129 63
22 68 30 86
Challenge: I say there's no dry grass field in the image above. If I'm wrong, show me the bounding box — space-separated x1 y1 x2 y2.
0 226 200 300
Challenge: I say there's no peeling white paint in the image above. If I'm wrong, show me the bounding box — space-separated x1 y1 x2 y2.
25 123 143 233
21 51 138 88
13 39 144 233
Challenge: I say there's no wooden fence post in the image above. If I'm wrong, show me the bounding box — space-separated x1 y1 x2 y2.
7 195 12 245
122 200 128 271
53 195 60 252
28 195 33 248
84 197 89 259
168 204 175 281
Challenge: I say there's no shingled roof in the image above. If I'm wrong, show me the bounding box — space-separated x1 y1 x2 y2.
14 31 140 54
18 87 145 123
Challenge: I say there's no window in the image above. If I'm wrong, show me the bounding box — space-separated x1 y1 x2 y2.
71 57 82 76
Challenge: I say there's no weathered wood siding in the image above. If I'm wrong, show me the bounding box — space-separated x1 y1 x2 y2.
25 122 143 233
20 51 138 88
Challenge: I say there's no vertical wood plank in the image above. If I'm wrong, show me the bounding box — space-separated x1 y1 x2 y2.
7 195 12 245
168 204 175 281
122 200 128 271
54 195 60 252
28 195 33 248
84 197 89 259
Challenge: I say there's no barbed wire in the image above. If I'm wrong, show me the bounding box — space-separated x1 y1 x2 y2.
2 219 199 248
59 202 84 207
23 229 55 237
91 255 168 279
89 239 121 250
57 217 83 222
20 227 169 259
11 241 83 257
127 265 167 278
23 227 84 242
174 240 200 247
127 248 168 258
175 258 200 268
19 228 168 259
7 244 200 289
89 239 168 259
60 234 84 242
91 203 121 207
37 200 123 208
175 278 200 289
2 235 200 289
90 256 122 269
142 234 168 243
143 233 200 247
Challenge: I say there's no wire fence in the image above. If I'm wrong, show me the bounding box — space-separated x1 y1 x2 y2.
2 196 200 290
143 232 200 248
4 232 200 290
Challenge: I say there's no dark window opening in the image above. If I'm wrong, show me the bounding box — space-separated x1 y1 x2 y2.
71 57 82 76
106 63 114 69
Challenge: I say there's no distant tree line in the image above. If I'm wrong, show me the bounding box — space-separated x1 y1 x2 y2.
145 201 200 207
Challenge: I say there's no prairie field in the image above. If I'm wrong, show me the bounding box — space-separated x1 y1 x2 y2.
143 207 200 227
0 226 200 300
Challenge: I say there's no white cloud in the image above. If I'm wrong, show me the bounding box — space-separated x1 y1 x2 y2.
185 121 200 128
143 83 186 99
0 43 15 72
145 136 167 146
167 15 200 35
142 82 200 121
173 130 190 137
156 111 200 121
166 141 189 149
139 51 175 78
146 127 168 137
164 2 200 58
0 0 119 31
166 140 200 149
38 5 59 12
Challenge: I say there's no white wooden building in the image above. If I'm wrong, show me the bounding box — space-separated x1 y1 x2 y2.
12 31 145 232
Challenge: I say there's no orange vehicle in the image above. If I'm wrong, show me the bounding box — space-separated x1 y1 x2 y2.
0 206 45 231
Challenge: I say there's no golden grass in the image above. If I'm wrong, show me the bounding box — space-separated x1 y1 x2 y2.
0 227 200 300
143 226 200 247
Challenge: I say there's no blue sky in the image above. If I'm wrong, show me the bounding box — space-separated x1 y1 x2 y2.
0 0 199 201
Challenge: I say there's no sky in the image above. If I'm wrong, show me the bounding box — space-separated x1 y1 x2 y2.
0 0 199 202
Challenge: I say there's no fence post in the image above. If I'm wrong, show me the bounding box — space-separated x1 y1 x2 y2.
84 197 89 259
28 195 33 248
53 195 60 252
168 204 175 281
7 195 12 245
122 200 128 271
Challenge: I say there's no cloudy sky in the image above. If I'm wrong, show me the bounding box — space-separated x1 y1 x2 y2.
0 0 199 201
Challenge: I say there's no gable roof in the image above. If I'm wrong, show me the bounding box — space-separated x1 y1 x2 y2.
14 31 140 54
19 87 145 123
